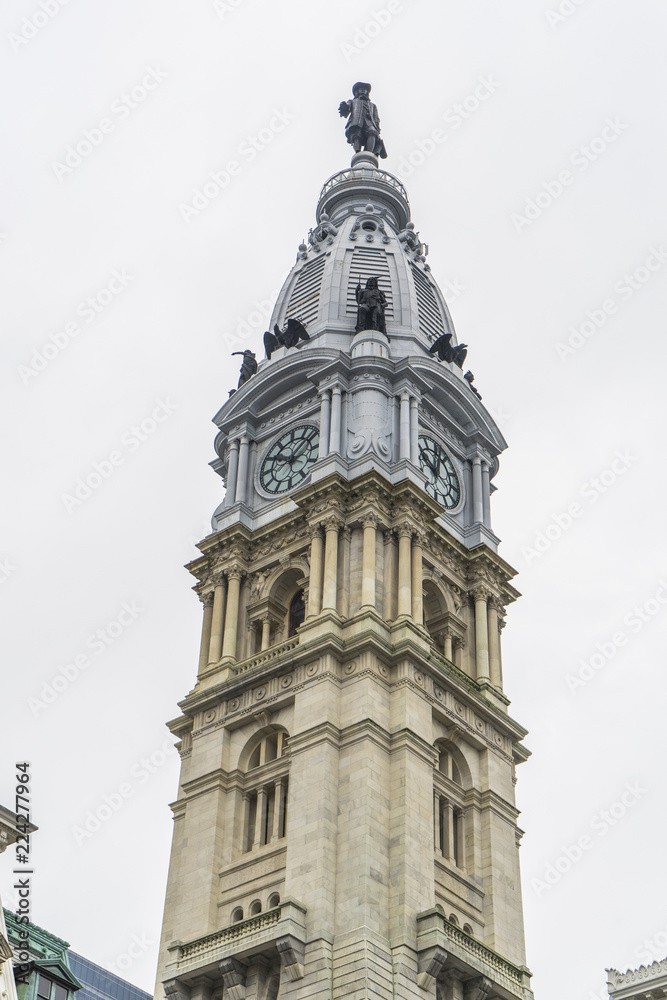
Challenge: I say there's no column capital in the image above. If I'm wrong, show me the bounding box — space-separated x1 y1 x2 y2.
321 511 344 533
201 590 215 607
472 584 492 602
226 565 245 582
361 512 380 529
397 524 413 540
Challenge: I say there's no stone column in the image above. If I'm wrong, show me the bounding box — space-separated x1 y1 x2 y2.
443 628 453 662
208 577 227 664
473 588 490 683
253 787 267 848
383 530 396 620
453 637 463 669
322 516 341 612
226 439 240 505
445 801 455 863
434 790 440 851
455 810 465 868
222 568 243 660
340 527 351 618
472 456 483 524
329 386 342 455
488 600 502 689
397 527 412 617
481 460 491 528
271 778 285 842
410 396 419 464
198 592 214 673
235 434 250 504
361 516 377 609
319 390 331 459
260 617 272 651
399 392 410 460
411 531 423 624
307 529 324 617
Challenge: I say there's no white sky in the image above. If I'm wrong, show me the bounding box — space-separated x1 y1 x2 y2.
2 2 666 998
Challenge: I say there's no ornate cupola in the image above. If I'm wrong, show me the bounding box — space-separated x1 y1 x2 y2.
155 84 534 1000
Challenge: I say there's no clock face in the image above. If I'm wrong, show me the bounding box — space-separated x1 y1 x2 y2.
259 424 320 495
418 435 461 510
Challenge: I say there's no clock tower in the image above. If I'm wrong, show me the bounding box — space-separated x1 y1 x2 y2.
155 85 534 1000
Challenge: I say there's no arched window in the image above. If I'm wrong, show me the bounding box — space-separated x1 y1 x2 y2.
250 900 262 916
463 923 473 936
240 729 289 854
434 740 470 871
231 907 244 923
268 892 281 909
288 589 305 636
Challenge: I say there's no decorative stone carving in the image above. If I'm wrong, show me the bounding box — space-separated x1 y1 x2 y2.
219 958 247 1000
463 977 492 1000
276 935 305 981
398 222 422 255
308 212 338 247
417 947 448 990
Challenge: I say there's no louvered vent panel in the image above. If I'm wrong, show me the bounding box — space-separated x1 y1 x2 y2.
346 248 394 319
412 264 445 341
286 256 326 328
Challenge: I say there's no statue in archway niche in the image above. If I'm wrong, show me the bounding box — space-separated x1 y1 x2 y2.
338 83 388 159
355 277 387 334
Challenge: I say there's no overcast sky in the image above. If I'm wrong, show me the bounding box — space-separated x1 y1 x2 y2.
2 2 666 998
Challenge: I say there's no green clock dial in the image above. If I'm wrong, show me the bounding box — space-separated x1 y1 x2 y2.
418 435 461 510
259 424 320 495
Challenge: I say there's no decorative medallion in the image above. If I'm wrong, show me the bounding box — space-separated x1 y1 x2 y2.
344 661 357 675
281 674 293 688
306 663 318 677
414 670 424 686
254 686 267 701
204 709 216 724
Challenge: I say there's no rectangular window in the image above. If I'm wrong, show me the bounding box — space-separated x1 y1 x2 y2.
37 977 52 1000
54 985 68 1000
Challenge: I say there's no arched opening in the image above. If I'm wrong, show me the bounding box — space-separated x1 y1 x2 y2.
239 728 290 854
250 900 262 916
449 913 459 926
268 892 281 909
231 907 244 923
463 923 473 936
288 589 305 636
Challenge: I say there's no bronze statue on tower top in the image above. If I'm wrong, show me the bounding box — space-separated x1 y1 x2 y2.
338 83 387 159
